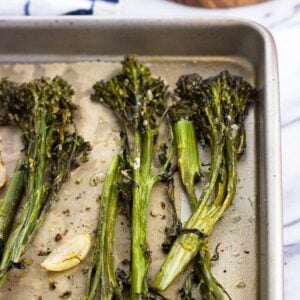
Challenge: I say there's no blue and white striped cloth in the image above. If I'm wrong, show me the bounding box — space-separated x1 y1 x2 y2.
0 0 120 16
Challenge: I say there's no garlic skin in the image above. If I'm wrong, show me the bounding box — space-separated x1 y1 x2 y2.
41 234 91 272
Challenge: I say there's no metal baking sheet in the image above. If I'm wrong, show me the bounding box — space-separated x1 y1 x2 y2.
0 18 283 300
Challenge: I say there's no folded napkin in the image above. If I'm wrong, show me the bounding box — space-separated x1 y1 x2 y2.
0 0 120 16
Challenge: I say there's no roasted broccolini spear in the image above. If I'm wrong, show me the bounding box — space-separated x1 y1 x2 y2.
154 71 255 292
91 56 171 299
166 88 225 299
0 77 91 286
86 155 121 300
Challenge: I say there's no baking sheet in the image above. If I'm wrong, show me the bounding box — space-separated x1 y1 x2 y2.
0 58 256 300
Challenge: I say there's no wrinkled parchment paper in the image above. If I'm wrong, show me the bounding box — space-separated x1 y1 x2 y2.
0 59 257 300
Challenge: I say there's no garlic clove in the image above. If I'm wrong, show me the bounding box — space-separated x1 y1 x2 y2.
41 234 91 272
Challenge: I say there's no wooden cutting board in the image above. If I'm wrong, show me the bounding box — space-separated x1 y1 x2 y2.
175 0 267 8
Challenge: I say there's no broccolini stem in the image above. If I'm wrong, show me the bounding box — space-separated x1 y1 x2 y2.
208 139 237 228
154 232 203 291
180 242 224 300
154 137 237 291
174 119 200 210
154 123 225 292
199 244 224 300
86 155 120 300
197 133 224 212
26 131 83 246
0 109 49 286
102 184 120 300
0 159 25 254
131 131 155 300
236 124 246 156
180 161 227 300
214 162 227 207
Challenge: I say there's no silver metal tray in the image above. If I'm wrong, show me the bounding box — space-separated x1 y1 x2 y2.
0 17 283 300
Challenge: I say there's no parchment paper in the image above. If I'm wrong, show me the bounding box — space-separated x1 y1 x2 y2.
0 59 257 300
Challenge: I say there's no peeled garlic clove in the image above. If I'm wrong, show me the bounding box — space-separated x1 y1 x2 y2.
41 234 91 272
0 161 6 188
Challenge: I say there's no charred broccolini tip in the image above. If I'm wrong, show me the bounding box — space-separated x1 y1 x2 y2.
0 76 91 286
154 71 256 295
91 56 171 300
91 56 167 134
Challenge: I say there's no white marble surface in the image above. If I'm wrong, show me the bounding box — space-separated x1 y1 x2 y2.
119 0 299 299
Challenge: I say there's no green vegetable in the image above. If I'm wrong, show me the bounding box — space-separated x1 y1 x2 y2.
0 159 26 254
154 71 255 294
180 243 224 300
91 56 171 299
86 155 121 300
0 77 91 286
168 102 225 299
174 119 200 210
